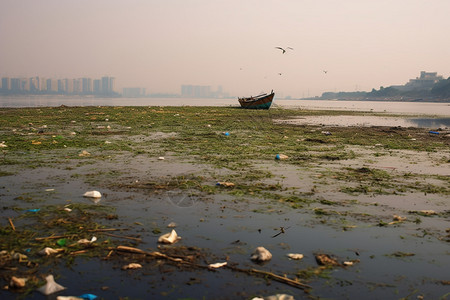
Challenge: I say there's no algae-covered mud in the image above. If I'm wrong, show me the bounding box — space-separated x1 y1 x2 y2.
0 106 449 299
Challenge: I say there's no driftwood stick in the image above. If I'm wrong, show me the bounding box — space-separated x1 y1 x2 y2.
249 268 312 290
116 245 146 254
102 232 142 242
35 235 74 241
8 218 15 231
88 228 127 232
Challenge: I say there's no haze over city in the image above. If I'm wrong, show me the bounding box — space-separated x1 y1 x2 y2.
1 0 449 98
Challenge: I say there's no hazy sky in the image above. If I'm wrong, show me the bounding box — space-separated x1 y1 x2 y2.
1 0 449 97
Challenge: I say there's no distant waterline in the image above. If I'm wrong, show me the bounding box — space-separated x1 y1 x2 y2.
0 96 449 116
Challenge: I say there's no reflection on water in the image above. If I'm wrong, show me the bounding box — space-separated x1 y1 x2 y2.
277 115 450 128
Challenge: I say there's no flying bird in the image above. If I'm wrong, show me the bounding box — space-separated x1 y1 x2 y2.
275 47 293 54
323 70 328 74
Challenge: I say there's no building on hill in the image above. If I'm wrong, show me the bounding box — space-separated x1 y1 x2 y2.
392 71 444 91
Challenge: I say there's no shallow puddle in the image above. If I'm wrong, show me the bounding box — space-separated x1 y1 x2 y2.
277 115 450 128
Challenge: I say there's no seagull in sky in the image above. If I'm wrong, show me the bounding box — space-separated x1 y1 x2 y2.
323 70 328 74
275 47 294 54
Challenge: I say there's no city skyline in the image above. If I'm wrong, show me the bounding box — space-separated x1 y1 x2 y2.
1 1 450 98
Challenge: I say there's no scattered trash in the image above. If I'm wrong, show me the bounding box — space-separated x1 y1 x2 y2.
31 140 42 145
104 140 112 144
409 209 437 216
39 247 64 256
343 261 354 266
122 263 142 270
167 222 177 228
45 188 55 192
216 181 235 187
251 247 272 262
10 276 27 288
79 150 91 157
158 156 165 160
64 207 72 212
12 252 28 262
37 274 66 295
429 131 439 134
314 253 341 266
287 253 304 260
158 229 181 244
419 210 437 215
252 294 294 300
77 237 97 245
207 124 211 127
79 293 98 300
208 262 227 269
389 251 415 257
83 191 102 198
321 131 332 135
275 154 289 160
0 141 7 148
223 132 230 136
57 239 67 247
70 132 77 135
56 296 83 300
26 209 41 213
393 215 406 222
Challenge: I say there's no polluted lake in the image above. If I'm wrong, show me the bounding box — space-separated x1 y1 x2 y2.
0 106 449 299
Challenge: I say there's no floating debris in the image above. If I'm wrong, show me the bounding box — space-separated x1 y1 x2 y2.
409 210 437 216
37 274 66 295
275 154 289 160
216 182 235 187
252 294 294 300
79 293 98 300
393 215 406 222
167 222 177 228
122 263 142 270
419 210 437 216
287 253 304 260
38 247 64 256
79 150 91 157
208 262 227 269
251 247 272 262
158 229 180 244
10 276 27 288
77 237 97 245
83 191 102 198
26 208 41 213
314 253 341 266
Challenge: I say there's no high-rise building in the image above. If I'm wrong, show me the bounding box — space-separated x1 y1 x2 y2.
1 77 11 90
64 79 73 93
47 79 58 92
101 76 115 94
82 78 92 94
93 79 101 94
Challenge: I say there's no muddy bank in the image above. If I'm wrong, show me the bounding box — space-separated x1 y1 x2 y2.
0 106 449 299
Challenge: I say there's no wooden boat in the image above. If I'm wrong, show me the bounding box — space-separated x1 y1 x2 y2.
238 90 274 109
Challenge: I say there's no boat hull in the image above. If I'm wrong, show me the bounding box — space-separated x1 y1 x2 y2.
238 92 274 109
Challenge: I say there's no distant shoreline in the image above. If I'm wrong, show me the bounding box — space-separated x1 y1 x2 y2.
1 94 450 103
